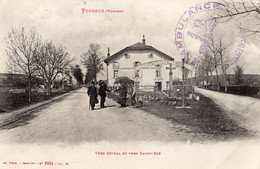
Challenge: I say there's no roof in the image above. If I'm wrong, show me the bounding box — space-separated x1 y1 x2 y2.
104 42 174 64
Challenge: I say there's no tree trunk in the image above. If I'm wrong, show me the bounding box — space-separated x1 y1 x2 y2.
215 66 219 84
94 74 97 83
194 70 197 85
206 71 209 89
28 74 32 103
210 71 213 85
47 81 51 96
223 71 227 92
215 67 220 91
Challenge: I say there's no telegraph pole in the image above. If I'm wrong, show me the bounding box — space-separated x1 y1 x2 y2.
182 58 185 108
166 63 175 96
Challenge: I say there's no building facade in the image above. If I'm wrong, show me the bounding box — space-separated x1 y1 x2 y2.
104 36 179 91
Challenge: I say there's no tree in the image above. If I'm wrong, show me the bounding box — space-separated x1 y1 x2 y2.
207 33 232 88
3 74 44 88
3 74 27 88
234 65 244 85
115 76 134 86
84 71 91 85
215 37 232 91
200 51 215 87
190 57 201 85
206 35 220 84
81 44 104 82
5 27 40 102
71 64 83 85
35 41 72 96
183 52 192 80
220 1 260 38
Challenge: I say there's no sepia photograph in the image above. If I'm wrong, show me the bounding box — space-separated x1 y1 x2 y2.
0 0 259 168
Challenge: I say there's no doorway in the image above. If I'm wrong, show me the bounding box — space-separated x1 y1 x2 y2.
155 82 162 91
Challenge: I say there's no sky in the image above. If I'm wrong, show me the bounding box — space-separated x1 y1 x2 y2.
0 0 259 75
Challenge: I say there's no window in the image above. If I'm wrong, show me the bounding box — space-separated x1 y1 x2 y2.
135 70 140 77
133 61 141 67
155 70 161 78
166 82 169 88
114 70 118 78
148 53 153 58
125 54 130 59
155 65 161 78
113 61 119 69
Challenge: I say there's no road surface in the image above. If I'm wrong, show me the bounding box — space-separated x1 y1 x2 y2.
195 87 260 134
0 88 198 144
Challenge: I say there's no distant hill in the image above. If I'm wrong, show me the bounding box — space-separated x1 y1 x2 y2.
187 74 260 86
0 73 26 80
0 73 43 88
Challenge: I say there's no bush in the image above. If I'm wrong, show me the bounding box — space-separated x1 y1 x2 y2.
218 85 259 96
115 77 134 86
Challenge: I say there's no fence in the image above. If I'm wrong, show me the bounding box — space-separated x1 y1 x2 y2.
0 86 79 112
163 85 194 97
203 85 259 96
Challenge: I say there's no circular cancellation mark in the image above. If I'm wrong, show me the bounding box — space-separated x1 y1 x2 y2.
175 2 246 67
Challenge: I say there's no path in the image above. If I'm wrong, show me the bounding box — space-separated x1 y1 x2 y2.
195 87 260 133
0 88 190 143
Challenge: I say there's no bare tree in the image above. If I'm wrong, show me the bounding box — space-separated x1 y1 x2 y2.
35 41 72 96
206 35 221 85
5 27 40 102
190 57 200 85
81 44 104 82
220 1 260 37
202 50 216 86
223 1 260 16
207 33 232 86
183 52 192 80
215 36 232 91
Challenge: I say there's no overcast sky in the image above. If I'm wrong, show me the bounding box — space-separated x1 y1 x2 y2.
0 0 259 74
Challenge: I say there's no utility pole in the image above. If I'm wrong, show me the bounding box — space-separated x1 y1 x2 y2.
182 58 185 108
166 62 175 96
190 70 194 98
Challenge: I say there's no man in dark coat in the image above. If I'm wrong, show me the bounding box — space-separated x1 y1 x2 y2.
88 81 98 110
118 84 127 107
98 80 110 108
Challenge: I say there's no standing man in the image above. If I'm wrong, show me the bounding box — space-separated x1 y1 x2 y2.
98 80 110 108
88 81 98 110
130 83 137 107
118 83 127 107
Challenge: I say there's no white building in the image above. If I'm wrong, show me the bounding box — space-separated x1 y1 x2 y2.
104 36 181 91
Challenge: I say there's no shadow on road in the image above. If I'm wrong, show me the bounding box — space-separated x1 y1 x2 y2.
0 108 43 130
0 96 70 131
94 105 117 110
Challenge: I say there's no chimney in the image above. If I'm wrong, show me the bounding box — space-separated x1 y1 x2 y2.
142 35 146 45
107 47 110 58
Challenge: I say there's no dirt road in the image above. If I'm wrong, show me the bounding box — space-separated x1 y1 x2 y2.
0 88 190 143
195 87 260 134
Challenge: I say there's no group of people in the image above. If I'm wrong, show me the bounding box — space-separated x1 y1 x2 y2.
87 80 110 110
87 80 143 110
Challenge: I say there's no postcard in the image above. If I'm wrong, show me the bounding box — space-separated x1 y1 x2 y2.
0 0 259 168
